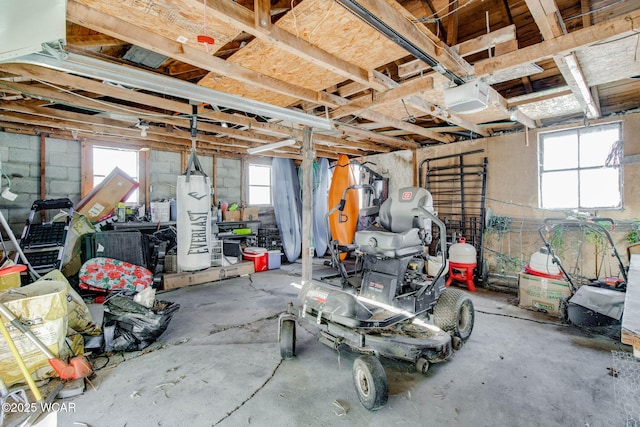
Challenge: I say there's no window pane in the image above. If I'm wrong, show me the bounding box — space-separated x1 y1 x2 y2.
542 132 578 170
541 170 578 209
580 168 621 208
249 165 271 185
249 186 271 205
93 147 138 178
93 146 138 204
248 164 271 205
579 125 620 168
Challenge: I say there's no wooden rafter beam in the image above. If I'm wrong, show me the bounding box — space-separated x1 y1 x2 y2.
331 75 433 118
474 8 640 76
355 108 448 144
0 106 357 159
524 0 600 118
65 34 124 47
446 0 459 46
0 65 389 154
556 53 600 118
254 0 272 33
371 70 488 136
65 1 451 147
202 0 387 91
0 80 288 144
454 25 517 57
337 124 417 150
346 0 473 77
398 25 517 78
66 1 339 108
524 0 564 40
506 87 573 108
0 109 244 152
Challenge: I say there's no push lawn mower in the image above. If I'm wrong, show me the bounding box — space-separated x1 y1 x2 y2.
279 187 475 410
538 218 627 327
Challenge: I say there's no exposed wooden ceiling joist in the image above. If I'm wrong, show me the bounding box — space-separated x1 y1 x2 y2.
475 8 640 77
200 0 388 91
398 24 517 78
0 0 638 157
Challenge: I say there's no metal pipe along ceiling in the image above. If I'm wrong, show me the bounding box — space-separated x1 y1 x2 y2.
335 0 466 86
1 51 333 131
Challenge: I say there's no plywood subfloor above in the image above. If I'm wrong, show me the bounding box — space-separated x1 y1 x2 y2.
275 0 408 70
577 35 640 86
518 93 583 120
73 0 242 54
200 0 410 106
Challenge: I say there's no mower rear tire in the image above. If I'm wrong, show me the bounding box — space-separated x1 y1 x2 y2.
352 355 388 411
433 288 474 341
280 319 296 359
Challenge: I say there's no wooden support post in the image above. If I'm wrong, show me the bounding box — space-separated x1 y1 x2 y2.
139 149 150 211
301 129 314 287
80 140 93 198
39 133 47 221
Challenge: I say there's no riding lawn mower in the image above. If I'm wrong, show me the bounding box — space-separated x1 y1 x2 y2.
278 186 475 410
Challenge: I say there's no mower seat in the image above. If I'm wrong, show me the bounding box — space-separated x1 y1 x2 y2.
355 187 434 258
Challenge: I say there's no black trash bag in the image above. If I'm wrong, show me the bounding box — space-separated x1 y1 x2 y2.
103 295 179 352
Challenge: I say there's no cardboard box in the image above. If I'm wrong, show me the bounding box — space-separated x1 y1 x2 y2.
518 272 571 316
76 167 139 222
162 261 255 289
223 210 241 222
242 207 260 221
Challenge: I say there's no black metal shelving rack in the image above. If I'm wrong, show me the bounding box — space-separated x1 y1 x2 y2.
419 150 488 281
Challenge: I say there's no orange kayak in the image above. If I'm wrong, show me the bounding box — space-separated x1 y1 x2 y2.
328 155 359 260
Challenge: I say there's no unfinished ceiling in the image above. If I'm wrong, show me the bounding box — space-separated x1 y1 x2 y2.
0 0 639 159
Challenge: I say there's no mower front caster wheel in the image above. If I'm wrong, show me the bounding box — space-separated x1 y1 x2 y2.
416 357 430 375
352 355 388 411
279 319 296 359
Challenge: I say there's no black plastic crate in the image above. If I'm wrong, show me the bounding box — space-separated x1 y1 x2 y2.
25 249 62 268
21 223 67 248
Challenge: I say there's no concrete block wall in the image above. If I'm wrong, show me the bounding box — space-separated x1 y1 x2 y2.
0 131 261 238
216 157 241 205
0 133 81 235
46 138 82 201
149 150 214 201
149 150 181 201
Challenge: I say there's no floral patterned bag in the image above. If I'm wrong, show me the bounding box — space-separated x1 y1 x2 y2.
79 257 153 293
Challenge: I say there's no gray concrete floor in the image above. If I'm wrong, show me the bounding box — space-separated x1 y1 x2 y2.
55 264 633 427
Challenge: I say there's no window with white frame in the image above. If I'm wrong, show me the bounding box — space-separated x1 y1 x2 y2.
538 122 622 210
248 164 271 205
93 146 139 203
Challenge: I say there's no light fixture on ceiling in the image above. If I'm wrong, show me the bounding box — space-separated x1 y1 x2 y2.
246 139 296 155
135 120 149 137
443 80 489 114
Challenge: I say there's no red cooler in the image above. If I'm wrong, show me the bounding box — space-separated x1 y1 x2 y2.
243 247 268 272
